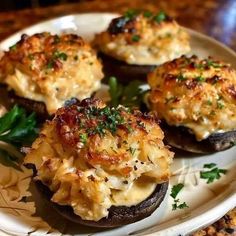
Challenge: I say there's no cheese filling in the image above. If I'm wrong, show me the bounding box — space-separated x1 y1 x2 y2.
24 100 173 221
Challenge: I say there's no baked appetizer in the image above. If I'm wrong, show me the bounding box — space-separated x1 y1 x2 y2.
24 98 173 227
93 10 190 82
0 32 103 116
148 55 236 153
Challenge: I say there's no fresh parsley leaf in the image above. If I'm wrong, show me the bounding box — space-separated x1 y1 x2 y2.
203 163 217 169
143 11 153 18
196 76 205 82
108 76 123 107
172 199 188 210
124 9 138 19
121 80 145 107
79 133 87 144
132 35 140 42
200 164 227 184
177 74 186 81
153 11 166 23
170 183 184 199
206 60 221 68
0 106 38 146
170 183 188 210
9 44 17 51
108 77 147 108
0 105 22 134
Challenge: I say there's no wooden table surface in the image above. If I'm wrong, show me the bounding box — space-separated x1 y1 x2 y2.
0 0 235 235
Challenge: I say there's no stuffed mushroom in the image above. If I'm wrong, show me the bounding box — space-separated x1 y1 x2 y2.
93 10 190 82
24 98 173 227
0 32 103 116
148 55 236 153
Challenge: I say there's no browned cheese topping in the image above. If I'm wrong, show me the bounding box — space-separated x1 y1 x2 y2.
0 32 103 114
93 10 190 65
24 98 173 221
148 55 236 140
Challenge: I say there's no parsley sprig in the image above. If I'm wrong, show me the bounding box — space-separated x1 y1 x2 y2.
0 105 39 168
200 163 227 184
108 76 148 108
0 105 38 145
170 183 189 211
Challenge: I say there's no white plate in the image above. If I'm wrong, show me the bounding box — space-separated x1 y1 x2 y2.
0 13 236 236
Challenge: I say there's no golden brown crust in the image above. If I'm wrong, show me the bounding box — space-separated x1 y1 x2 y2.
24 98 173 221
148 55 236 141
93 11 190 65
0 32 103 114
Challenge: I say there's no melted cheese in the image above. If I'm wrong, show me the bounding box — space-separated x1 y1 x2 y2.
148 55 236 140
0 33 103 114
112 177 156 206
94 14 190 65
24 100 173 221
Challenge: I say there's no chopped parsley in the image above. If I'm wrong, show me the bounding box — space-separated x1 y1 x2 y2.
9 44 17 51
46 61 54 69
170 183 189 210
124 9 138 20
153 11 166 23
217 101 224 109
172 200 189 210
206 59 221 68
143 10 153 18
132 35 140 42
53 51 68 61
177 74 186 81
200 163 227 184
79 133 87 144
82 106 126 136
108 76 147 109
206 100 212 106
196 76 205 82
54 35 60 44
128 147 136 156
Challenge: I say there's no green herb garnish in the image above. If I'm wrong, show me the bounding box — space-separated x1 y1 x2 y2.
200 163 227 184
84 106 125 136
0 105 38 169
206 100 212 106
108 77 148 109
153 11 166 23
170 183 184 198
128 147 136 156
79 133 87 144
170 183 189 210
9 44 17 51
203 163 217 169
124 9 138 19
0 106 38 145
172 200 189 210
143 11 153 18
53 51 68 61
217 102 224 109
108 76 123 107
177 74 186 81
196 76 205 82
132 35 140 42
206 59 221 68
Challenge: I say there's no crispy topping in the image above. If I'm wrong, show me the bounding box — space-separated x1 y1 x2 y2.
24 98 173 221
148 55 236 140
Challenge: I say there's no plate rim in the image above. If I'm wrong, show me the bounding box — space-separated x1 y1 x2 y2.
0 12 235 236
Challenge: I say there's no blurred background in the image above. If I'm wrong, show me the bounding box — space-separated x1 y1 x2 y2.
0 0 91 11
